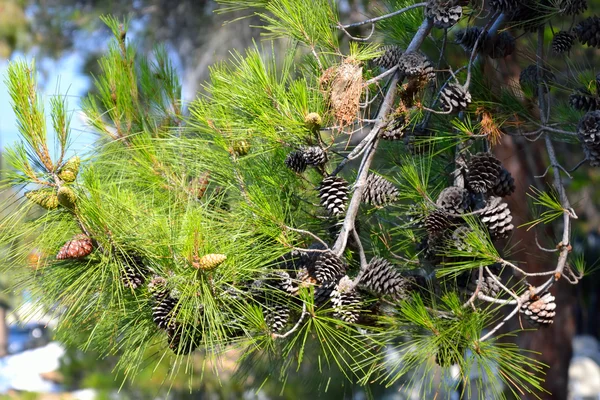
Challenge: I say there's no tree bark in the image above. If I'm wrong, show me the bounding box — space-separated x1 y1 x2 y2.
495 135 576 400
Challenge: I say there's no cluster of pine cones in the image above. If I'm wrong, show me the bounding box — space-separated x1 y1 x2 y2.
420 153 515 266
54 232 205 353
247 250 420 333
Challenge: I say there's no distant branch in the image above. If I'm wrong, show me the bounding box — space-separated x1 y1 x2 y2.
338 3 427 29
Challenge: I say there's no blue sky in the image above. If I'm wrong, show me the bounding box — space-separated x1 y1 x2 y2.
0 52 93 159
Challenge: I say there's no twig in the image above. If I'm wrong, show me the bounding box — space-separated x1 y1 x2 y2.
338 3 427 29
535 234 558 253
479 267 522 342
352 226 368 270
338 23 375 42
284 225 330 249
477 293 517 306
520 27 575 301
465 12 499 88
499 259 557 277
569 157 587 172
272 303 308 339
364 66 399 86
479 304 520 342
463 267 483 309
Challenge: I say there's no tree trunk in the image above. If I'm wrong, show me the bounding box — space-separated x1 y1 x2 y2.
495 136 576 400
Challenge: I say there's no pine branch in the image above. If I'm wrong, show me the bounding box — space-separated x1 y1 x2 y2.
332 18 433 256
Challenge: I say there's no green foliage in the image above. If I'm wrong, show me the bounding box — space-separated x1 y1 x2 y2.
3 0 595 397
521 187 565 230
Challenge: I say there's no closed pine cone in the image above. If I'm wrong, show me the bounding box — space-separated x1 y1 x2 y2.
577 110 600 166
56 234 93 260
285 150 307 173
362 174 400 206
359 258 414 300
569 88 600 112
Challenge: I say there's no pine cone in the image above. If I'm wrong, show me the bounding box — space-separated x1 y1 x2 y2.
520 291 556 325
486 31 516 59
509 1 551 32
149 277 179 330
398 52 435 82
194 253 227 271
569 88 600 112
318 176 349 216
167 323 200 355
56 234 93 260
455 27 487 53
360 258 414 300
559 0 587 14
285 150 307 173
489 0 519 12
57 186 77 209
372 45 404 70
301 146 328 166
417 236 445 267
264 303 290 333
25 188 59 210
466 153 502 194
439 83 471 113
265 271 295 295
452 225 473 252
381 113 408 140
467 271 501 298
436 186 469 215
331 276 361 323
121 253 149 289
58 156 80 183
519 65 554 96
314 280 336 307
426 0 462 29
575 16 600 48
362 174 399 206
480 197 514 240
577 110 600 166
491 167 516 197
551 31 575 54
425 209 453 237
312 252 346 283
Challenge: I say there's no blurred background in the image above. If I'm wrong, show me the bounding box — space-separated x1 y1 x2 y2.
0 0 599 399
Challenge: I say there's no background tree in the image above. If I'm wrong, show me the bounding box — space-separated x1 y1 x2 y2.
0 1 598 398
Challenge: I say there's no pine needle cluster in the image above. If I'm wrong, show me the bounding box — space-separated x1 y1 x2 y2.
0 1 594 397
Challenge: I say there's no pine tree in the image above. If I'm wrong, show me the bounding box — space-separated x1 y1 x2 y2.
0 3 594 398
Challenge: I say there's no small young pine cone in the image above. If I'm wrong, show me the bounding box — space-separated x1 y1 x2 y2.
56 234 93 260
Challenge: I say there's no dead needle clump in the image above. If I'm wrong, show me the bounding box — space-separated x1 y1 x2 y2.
320 60 363 130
